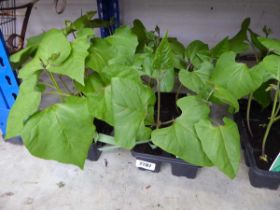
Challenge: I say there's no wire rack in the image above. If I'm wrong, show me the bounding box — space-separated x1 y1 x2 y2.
0 0 16 42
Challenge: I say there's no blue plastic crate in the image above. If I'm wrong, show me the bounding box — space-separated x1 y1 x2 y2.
0 108 10 135
97 0 120 37
0 30 19 135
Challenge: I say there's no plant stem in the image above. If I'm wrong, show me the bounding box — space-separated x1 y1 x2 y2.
273 115 280 123
38 82 56 90
45 91 71 97
175 84 182 101
246 93 254 137
275 101 280 116
206 89 214 101
160 119 175 125
261 81 280 157
156 78 161 129
58 75 73 94
47 71 64 100
136 140 151 145
175 84 182 113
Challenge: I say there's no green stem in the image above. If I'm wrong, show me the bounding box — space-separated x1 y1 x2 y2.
275 101 280 116
246 93 254 137
175 84 183 113
160 118 175 126
175 84 182 101
261 81 280 157
156 78 161 129
49 72 60 91
206 89 214 101
58 75 73 94
45 91 71 97
273 115 280 123
47 71 65 100
136 140 151 145
38 82 56 90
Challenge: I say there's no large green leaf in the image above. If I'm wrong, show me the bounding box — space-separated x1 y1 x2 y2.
86 38 112 73
253 81 271 108
211 85 239 112
211 51 262 99
19 29 71 79
101 64 141 84
185 40 210 67
195 118 240 178
111 78 155 149
228 18 250 53
49 28 93 85
107 26 138 65
261 54 280 81
6 74 42 139
26 32 45 48
133 51 153 76
258 37 280 55
10 46 36 68
87 86 113 125
158 68 175 92
168 37 186 69
211 37 230 59
153 34 174 70
179 61 213 94
248 29 267 53
86 27 138 73
83 74 114 125
132 19 147 52
33 29 71 66
64 11 97 34
22 97 95 169
211 18 250 58
151 96 212 166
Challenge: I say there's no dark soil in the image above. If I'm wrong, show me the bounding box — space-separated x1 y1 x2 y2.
239 99 280 170
155 92 184 124
94 119 113 135
134 93 185 157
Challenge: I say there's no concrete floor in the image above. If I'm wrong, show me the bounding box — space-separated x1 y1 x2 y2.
0 135 279 210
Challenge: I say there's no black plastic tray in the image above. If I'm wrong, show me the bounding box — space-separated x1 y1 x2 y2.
87 143 103 161
235 114 280 190
131 144 200 179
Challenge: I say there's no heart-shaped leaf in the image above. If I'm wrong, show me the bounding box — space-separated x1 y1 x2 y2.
49 28 94 85
195 118 240 178
211 51 262 99
22 97 95 169
112 78 155 149
6 73 42 139
151 96 212 166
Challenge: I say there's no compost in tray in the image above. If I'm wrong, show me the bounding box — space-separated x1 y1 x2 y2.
240 99 280 170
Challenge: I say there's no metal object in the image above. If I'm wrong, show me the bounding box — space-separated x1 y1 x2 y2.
97 0 120 37
0 0 38 54
0 30 19 135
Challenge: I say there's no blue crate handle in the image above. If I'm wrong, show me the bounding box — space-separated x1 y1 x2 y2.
97 0 120 37
0 30 19 135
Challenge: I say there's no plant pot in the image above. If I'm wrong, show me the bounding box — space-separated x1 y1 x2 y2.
131 143 200 179
131 93 200 179
235 100 280 189
87 142 103 161
87 119 113 161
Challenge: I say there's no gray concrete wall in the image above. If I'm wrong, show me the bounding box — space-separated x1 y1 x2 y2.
17 0 280 46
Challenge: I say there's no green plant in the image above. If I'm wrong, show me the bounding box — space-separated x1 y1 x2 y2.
245 36 280 162
6 15 258 178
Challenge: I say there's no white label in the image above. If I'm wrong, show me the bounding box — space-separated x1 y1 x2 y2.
136 159 156 171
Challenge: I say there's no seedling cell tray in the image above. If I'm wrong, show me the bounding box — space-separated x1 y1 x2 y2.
131 144 200 179
87 119 113 161
235 105 280 190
